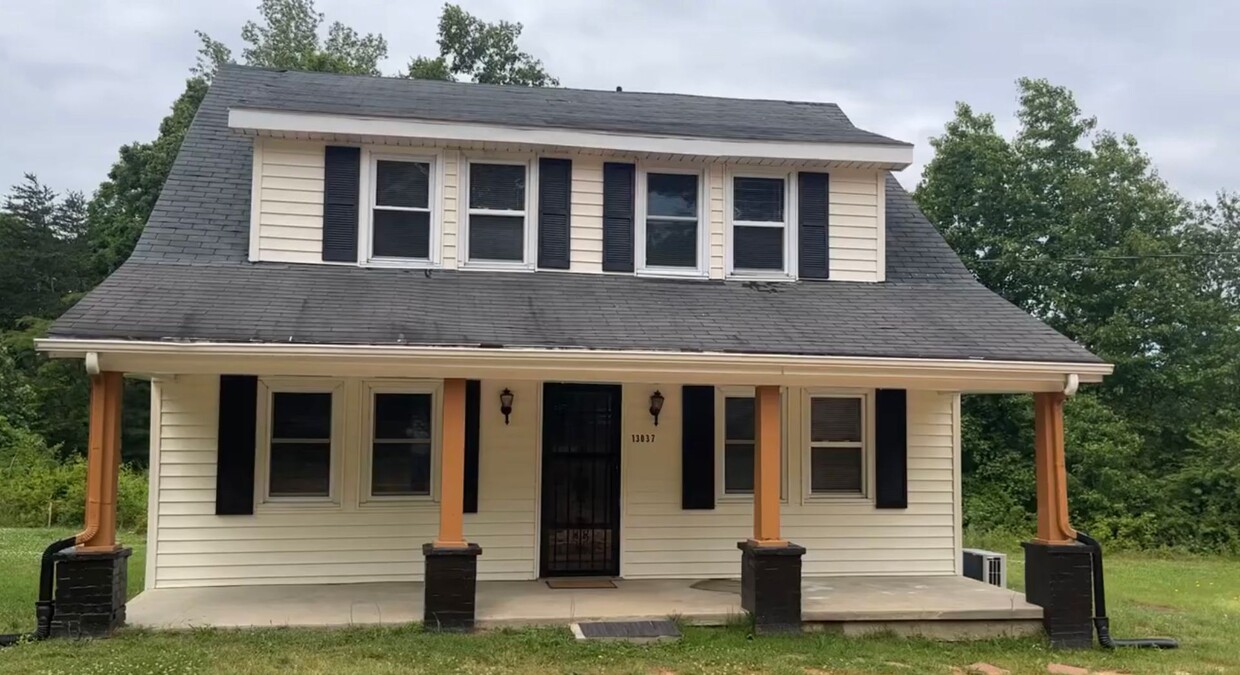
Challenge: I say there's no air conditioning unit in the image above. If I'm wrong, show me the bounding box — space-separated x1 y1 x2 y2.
962 548 1007 588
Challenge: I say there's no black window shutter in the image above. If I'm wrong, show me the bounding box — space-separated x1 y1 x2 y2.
681 385 715 510
602 162 635 272
322 145 360 262
538 158 572 269
216 375 258 515
875 388 908 509
798 171 830 279
464 380 481 514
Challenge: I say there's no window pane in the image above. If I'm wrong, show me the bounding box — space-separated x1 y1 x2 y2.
645 219 697 267
374 393 432 440
271 392 331 439
373 210 430 258
469 163 525 211
469 214 525 261
270 441 331 496
724 397 754 440
733 177 784 222
811 447 863 493
372 441 431 495
733 226 784 270
811 398 862 443
724 442 754 494
647 173 697 217
375 160 430 208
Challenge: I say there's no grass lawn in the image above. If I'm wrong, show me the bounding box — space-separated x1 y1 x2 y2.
0 528 1236 674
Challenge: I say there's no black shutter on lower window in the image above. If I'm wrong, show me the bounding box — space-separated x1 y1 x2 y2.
322 146 361 262
464 380 481 514
798 171 830 279
875 388 908 509
681 385 715 510
602 162 635 272
216 375 258 515
538 158 572 269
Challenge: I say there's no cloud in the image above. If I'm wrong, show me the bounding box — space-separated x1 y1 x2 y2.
0 0 1234 201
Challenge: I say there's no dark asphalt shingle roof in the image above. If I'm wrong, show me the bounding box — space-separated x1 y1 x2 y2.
223 64 910 147
49 66 1101 365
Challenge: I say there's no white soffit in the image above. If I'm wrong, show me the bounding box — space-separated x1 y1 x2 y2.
228 108 915 169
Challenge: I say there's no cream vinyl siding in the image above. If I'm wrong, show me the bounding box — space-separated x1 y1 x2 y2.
620 385 959 578
253 138 325 263
249 138 885 280
148 375 537 588
826 169 883 282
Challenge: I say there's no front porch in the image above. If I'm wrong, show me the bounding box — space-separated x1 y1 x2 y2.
126 575 1041 638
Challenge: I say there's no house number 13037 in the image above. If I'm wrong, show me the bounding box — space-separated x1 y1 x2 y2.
630 433 656 443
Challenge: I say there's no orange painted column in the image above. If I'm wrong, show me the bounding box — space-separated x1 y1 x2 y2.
78 371 124 552
435 378 469 548
751 385 787 546
1033 392 1076 544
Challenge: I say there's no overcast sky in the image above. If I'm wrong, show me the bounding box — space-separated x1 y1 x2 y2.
1 1 1236 202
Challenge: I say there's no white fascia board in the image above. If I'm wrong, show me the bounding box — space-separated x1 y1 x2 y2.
37 338 1111 392
228 108 915 169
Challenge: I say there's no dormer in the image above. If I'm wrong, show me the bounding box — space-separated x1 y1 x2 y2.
231 70 912 283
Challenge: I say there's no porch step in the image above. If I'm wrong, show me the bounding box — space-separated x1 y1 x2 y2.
571 619 681 643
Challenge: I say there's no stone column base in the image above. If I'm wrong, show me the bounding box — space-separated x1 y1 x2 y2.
422 543 482 632
1022 541 1094 648
737 540 806 634
51 546 131 638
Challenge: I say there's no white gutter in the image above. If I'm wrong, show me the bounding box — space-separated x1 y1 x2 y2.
227 108 915 169
36 338 1111 391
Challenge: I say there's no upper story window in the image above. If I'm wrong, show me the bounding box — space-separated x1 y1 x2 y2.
465 160 532 266
368 155 436 264
728 174 795 278
638 170 704 275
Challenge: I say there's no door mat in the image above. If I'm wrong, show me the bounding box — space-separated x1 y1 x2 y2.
571 619 681 643
546 578 617 589
690 579 741 594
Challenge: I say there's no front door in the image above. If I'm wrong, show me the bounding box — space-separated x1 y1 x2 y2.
540 383 622 577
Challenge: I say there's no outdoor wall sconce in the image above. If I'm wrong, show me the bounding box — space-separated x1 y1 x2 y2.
499 388 514 425
649 390 665 426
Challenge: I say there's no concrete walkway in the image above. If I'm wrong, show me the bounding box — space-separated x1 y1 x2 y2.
126 575 1041 634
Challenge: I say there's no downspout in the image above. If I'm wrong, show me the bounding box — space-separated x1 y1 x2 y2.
1059 373 1177 649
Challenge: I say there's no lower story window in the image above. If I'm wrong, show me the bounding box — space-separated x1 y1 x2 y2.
723 396 755 494
808 396 865 495
370 392 433 497
268 392 333 498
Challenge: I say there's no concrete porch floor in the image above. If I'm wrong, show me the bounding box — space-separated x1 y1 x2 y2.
127 576 1041 637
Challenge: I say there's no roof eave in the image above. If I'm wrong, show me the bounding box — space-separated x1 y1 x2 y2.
228 107 915 169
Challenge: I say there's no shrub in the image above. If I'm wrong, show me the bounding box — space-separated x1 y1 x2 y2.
0 415 147 531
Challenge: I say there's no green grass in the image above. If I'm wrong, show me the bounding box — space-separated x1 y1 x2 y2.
0 528 1237 674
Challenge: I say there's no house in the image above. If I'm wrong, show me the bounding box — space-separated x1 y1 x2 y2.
37 65 1110 642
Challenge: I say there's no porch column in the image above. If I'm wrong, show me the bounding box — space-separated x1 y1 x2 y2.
422 377 482 631
1021 391 1093 649
52 371 132 638
737 385 805 634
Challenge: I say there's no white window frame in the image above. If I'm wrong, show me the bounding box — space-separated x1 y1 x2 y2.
255 377 345 509
460 155 537 270
725 169 798 281
802 389 873 501
359 380 443 504
715 386 787 502
358 148 444 269
636 165 707 278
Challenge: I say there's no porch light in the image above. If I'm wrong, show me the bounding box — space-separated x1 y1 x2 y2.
649 390 665 426
499 388 514 425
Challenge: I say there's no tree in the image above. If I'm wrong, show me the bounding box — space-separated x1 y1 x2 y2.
917 79 1240 549
404 3 558 86
0 176 88 328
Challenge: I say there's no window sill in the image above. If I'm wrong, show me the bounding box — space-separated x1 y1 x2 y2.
716 494 790 505
256 499 342 514
358 496 437 510
802 494 871 506
364 258 439 269
459 261 535 272
636 267 709 280
726 271 797 283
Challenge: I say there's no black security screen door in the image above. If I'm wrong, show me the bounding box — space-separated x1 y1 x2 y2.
540 383 622 577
